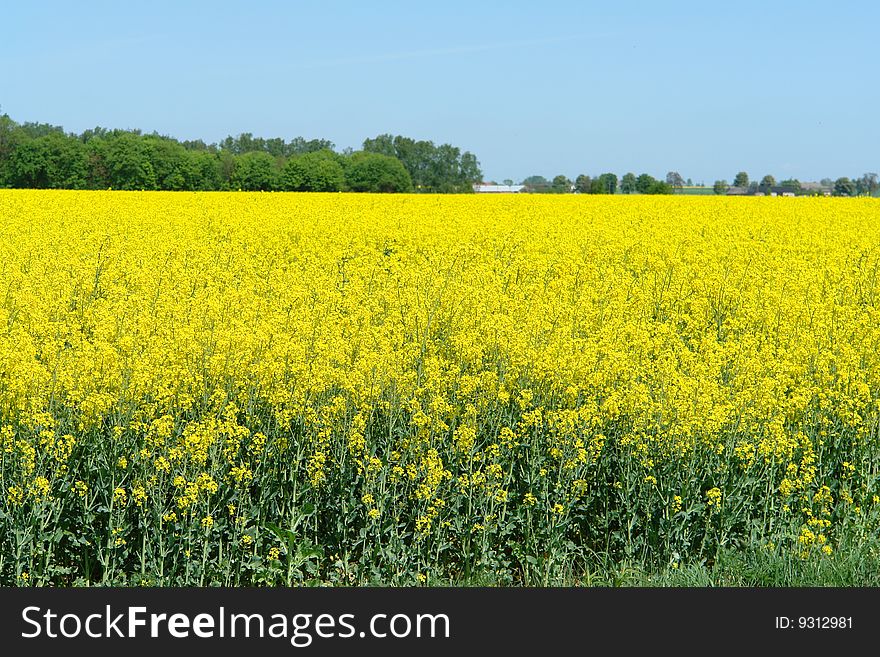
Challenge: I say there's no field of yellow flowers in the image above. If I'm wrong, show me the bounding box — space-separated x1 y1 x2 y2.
2 190 880 586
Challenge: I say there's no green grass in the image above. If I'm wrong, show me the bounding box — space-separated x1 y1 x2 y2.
675 187 717 195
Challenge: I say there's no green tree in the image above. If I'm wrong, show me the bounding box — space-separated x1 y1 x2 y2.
646 181 673 194
713 180 729 195
144 135 192 190
665 171 684 192
858 172 878 196
620 172 637 194
833 177 856 197
551 175 571 193
344 152 413 193
363 134 481 193
230 151 280 191
0 114 26 186
733 171 749 187
282 150 345 192
759 175 776 191
574 174 592 194
187 150 222 190
6 132 88 189
635 173 656 193
597 172 618 194
104 132 158 190
522 175 551 193
778 178 802 191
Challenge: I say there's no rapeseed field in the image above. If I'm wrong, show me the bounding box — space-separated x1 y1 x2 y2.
2 190 879 585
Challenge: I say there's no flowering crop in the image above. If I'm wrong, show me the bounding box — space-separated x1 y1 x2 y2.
1 190 879 585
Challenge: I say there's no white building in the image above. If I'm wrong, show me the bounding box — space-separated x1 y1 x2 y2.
473 184 525 193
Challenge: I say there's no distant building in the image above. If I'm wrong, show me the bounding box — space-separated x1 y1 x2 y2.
800 182 832 196
727 182 831 197
473 183 525 193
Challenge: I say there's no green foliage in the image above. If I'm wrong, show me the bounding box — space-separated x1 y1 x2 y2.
733 171 749 187
620 173 637 194
645 180 673 194
282 150 345 192
0 113 476 194
596 173 618 194
834 177 856 197
363 134 481 193
574 174 592 194
230 152 281 191
551 175 571 193
6 132 88 189
523 175 551 193
713 180 730 195
344 152 413 193
665 171 684 192
857 173 878 196
105 133 158 190
187 151 223 191
760 174 776 190
635 173 657 194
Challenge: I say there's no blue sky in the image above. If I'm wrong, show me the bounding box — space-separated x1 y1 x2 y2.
1 0 877 184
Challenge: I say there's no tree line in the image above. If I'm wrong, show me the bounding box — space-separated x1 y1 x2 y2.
519 169 878 197
520 172 677 194
713 172 878 196
0 114 482 193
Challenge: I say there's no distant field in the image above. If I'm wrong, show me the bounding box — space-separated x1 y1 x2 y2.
2 191 880 586
675 186 716 195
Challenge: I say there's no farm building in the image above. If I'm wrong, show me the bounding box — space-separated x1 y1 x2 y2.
473 184 525 193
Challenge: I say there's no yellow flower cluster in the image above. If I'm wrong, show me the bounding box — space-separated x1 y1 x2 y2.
0 190 879 583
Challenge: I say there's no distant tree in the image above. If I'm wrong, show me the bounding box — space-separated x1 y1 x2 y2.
522 175 551 193
635 173 657 194
145 135 192 190
282 150 345 191
748 181 759 194
363 134 480 193
778 178 802 191
0 111 491 194
287 137 336 156
759 174 776 191
597 172 618 194
733 171 749 187
620 172 637 194
551 175 572 193
820 178 834 188
833 177 856 197
858 172 878 196
686 177 693 186
17 121 65 139
230 151 280 191
187 150 222 190
180 138 214 152
713 180 729 195
104 132 158 190
574 174 592 194
344 152 413 193
6 131 88 189
502 178 514 187
665 171 684 192
646 181 673 194
0 113 25 186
